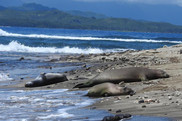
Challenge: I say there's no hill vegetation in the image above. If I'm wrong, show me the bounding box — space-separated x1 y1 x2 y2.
0 3 182 33
67 10 107 19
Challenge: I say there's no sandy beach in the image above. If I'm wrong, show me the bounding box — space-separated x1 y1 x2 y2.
4 44 182 120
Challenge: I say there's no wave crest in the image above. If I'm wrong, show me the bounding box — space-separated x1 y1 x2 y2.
0 41 126 54
0 29 181 44
0 73 13 81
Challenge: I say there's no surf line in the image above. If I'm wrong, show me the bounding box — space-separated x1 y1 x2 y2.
0 29 181 44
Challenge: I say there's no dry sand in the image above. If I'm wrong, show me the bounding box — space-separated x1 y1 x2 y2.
5 44 182 120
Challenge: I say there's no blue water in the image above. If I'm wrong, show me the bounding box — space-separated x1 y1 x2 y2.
0 26 182 54
0 89 111 121
0 26 179 120
0 89 173 121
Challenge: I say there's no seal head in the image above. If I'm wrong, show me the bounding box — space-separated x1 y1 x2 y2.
122 87 135 96
25 81 34 87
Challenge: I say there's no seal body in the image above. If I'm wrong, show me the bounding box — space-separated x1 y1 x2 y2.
25 73 68 87
74 67 169 88
86 83 135 97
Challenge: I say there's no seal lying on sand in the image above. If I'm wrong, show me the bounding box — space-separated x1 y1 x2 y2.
74 67 169 88
86 83 135 97
25 73 68 87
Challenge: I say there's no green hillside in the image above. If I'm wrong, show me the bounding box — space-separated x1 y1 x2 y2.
67 10 107 19
0 3 182 33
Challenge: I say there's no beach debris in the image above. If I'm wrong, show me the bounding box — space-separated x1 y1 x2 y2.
138 99 159 104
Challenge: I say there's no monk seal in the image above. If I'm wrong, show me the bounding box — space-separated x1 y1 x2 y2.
25 73 68 87
86 83 135 97
74 67 169 88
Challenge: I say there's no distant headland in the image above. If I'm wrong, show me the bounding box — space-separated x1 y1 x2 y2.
1 3 182 33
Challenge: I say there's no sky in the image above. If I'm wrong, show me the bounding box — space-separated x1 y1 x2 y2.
0 0 182 25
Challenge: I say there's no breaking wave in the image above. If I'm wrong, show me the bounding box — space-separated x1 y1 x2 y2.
0 29 182 44
0 41 127 54
0 73 13 81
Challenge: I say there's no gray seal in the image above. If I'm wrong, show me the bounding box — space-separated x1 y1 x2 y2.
74 67 169 88
86 83 135 97
25 73 68 87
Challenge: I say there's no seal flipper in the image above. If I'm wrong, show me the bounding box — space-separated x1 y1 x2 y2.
41 73 47 82
139 74 148 81
73 83 89 88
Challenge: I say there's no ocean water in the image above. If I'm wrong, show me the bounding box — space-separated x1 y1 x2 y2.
0 89 173 121
0 26 180 120
0 26 182 54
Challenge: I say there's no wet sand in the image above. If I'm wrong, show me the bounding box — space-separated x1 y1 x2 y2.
4 44 182 120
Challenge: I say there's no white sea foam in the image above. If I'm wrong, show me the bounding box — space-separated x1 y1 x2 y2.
51 89 69 93
38 107 74 119
0 41 126 54
76 99 95 107
0 29 181 43
0 73 13 81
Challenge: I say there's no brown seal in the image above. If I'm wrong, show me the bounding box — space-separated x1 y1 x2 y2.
25 73 68 87
86 83 135 97
74 67 169 88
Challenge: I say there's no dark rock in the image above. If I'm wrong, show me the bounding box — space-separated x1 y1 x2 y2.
78 55 85 60
69 70 76 75
101 57 106 61
82 64 87 68
116 109 122 113
19 57 24 61
138 99 145 104
101 53 107 56
49 59 58 62
108 109 112 111
102 116 115 121
180 49 182 54
114 57 117 61
90 107 96 109
86 67 91 70
142 105 147 108
115 114 132 119
102 114 132 121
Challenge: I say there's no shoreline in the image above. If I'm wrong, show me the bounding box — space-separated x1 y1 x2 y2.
4 44 182 120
